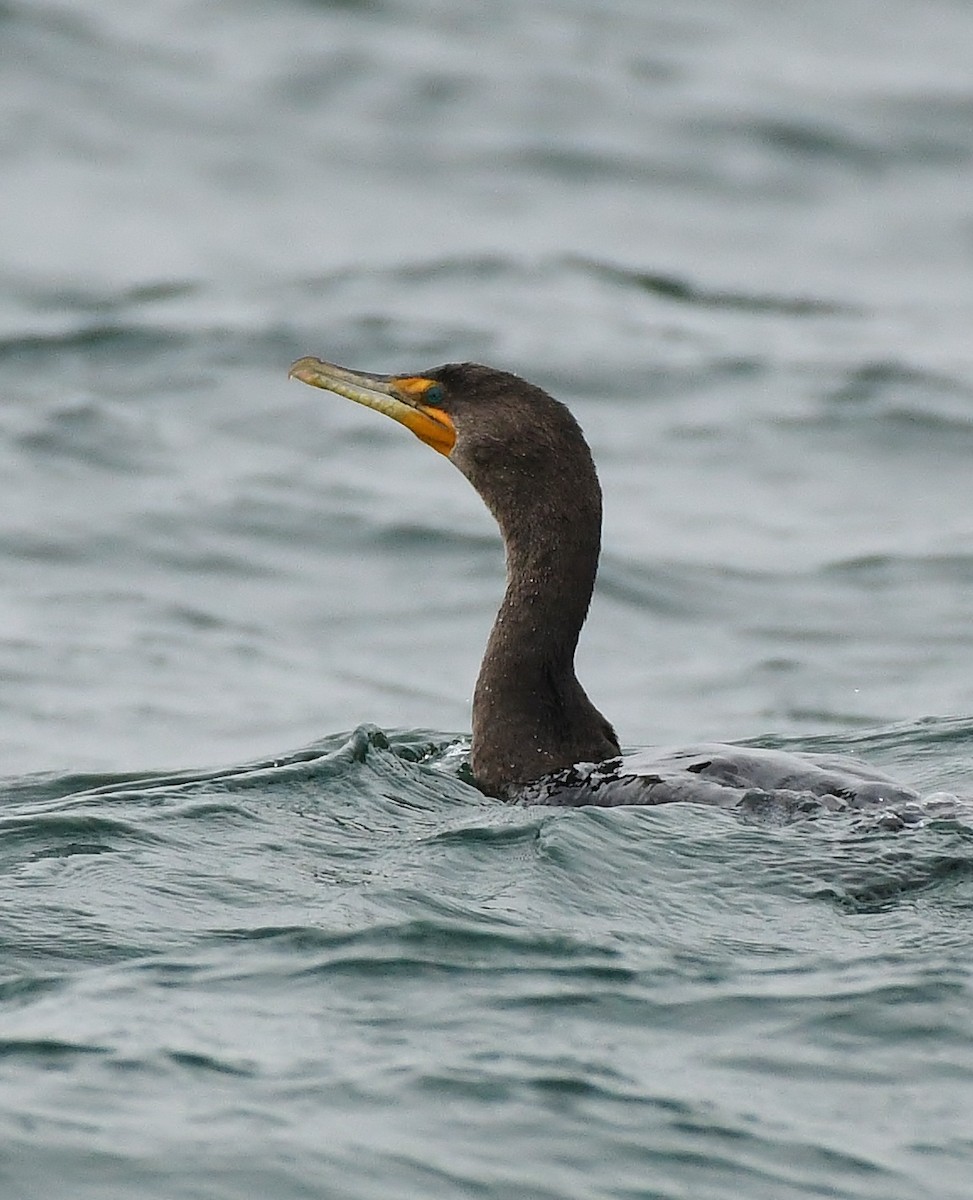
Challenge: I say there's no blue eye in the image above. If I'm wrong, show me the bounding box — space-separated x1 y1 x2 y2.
425 384 445 406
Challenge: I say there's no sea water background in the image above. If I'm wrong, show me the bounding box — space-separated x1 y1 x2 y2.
2 1 973 1196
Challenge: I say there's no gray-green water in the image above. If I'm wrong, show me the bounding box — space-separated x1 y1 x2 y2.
2 1 973 1196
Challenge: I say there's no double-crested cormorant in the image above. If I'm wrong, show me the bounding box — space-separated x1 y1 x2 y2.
289 357 920 810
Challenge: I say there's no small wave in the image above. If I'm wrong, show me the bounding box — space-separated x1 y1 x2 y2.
1 727 474 816
164 1049 255 1077
757 715 973 761
0 810 161 856
822 361 973 430
206 916 635 985
0 323 186 362
823 552 973 586
573 256 850 316
11 394 163 473
0 1037 108 1062
596 555 755 617
813 849 973 914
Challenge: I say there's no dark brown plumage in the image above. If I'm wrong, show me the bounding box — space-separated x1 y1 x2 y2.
425 364 621 795
288 358 619 796
289 356 925 813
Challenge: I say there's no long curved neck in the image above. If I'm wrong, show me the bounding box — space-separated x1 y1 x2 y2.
468 458 620 796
